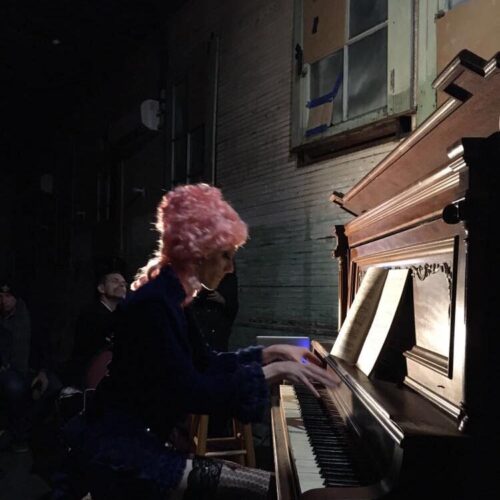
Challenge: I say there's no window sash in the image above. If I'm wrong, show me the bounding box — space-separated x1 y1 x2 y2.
292 0 414 150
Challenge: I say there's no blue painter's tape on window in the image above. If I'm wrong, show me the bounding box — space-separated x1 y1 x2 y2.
305 124 329 137
306 73 343 109
307 93 333 108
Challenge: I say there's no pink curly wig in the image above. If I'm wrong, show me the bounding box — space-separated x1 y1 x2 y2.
132 184 248 298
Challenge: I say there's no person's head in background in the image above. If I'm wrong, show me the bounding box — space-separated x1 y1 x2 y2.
0 281 18 318
97 272 127 312
132 183 248 301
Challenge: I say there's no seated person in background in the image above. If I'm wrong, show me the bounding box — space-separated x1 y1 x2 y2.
189 270 240 437
0 280 60 453
57 184 337 500
190 269 239 352
69 270 127 388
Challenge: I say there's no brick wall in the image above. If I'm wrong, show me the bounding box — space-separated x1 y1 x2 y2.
168 0 397 348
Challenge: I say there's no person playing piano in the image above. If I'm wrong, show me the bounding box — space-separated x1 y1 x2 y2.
58 183 336 500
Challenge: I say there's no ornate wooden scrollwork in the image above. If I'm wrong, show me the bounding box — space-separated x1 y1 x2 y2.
410 262 452 293
410 262 453 319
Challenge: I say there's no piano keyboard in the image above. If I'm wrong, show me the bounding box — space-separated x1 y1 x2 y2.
281 384 374 494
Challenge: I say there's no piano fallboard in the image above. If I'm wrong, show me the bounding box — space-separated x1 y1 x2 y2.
272 342 467 499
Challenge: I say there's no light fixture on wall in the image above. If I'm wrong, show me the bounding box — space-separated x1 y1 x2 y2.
40 173 53 194
140 99 161 131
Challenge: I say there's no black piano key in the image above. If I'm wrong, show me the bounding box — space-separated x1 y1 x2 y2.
311 451 351 459
322 472 360 481
312 456 353 464
325 479 362 487
292 385 376 487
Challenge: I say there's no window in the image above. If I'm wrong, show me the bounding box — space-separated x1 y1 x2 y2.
292 0 414 155
346 19 387 120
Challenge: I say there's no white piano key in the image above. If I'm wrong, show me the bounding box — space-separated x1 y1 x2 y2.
281 385 324 492
299 477 324 494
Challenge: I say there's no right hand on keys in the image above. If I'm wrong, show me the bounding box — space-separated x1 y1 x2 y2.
262 361 338 398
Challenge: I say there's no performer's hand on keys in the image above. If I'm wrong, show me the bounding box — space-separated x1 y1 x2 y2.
262 344 322 367
263 361 338 398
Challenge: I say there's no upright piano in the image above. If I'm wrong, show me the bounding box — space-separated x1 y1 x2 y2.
271 50 500 499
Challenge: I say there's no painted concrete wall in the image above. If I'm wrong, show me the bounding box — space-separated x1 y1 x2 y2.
168 0 398 348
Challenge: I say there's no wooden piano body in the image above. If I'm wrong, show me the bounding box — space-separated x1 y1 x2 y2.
271 50 500 499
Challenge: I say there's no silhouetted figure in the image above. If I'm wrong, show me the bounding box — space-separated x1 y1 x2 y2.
189 270 240 437
190 270 238 352
70 270 126 388
0 279 60 452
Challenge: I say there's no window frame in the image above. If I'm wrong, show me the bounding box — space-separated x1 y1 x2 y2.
291 0 416 156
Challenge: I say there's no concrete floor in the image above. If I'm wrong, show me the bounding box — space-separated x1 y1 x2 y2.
0 410 63 500
0 450 51 500
0 415 274 500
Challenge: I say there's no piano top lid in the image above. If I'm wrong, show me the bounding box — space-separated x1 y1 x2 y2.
332 50 500 216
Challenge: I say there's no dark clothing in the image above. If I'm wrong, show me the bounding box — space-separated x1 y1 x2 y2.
0 299 31 373
0 368 61 441
189 273 241 440
0 323 11 369
61 411 186 499
70 301 116 387
1 299 60 447
0 298 52 374
0 369 31 440
95 265 267 440
63 266 268 496
190 272 238 352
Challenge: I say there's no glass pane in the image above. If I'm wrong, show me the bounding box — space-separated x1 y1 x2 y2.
188 126 205 183
349 0 387 38
173 81 186 138
449 0 468 8
309 49 343 125
173 137 187 184
347 27 387 119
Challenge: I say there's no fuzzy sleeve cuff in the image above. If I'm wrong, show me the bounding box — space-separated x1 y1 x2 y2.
234 345 264 365
232 361 269 423
205 345 264 375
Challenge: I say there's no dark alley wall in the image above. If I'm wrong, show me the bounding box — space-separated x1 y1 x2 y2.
1 35 169 363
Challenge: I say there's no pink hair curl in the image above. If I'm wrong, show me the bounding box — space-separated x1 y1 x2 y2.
132 184 248 298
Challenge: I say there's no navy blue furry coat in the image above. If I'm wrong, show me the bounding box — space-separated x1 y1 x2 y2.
97 265 267 438
65 266 268 494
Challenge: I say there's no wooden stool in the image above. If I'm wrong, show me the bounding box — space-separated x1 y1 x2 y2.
189 415 256 467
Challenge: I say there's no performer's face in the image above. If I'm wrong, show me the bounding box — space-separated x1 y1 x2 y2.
198 248 236 289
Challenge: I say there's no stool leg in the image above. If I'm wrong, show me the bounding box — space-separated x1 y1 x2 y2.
196 415 209 456
189 415 198 440
242 423 256 467
230 419 245 465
